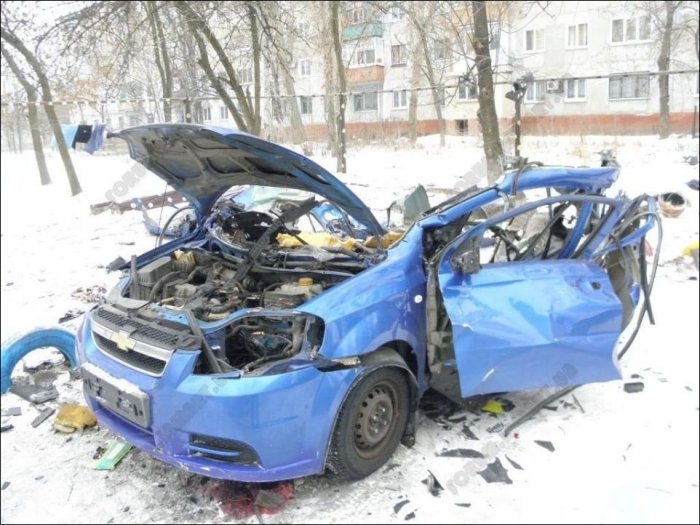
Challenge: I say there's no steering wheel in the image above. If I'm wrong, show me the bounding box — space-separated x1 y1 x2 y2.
488 224 522 262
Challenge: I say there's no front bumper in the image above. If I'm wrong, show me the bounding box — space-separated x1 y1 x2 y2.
76 315 359 482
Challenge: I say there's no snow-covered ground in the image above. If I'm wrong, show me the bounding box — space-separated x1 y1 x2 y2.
1 133 698 524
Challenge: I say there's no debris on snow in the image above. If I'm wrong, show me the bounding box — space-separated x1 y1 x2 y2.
506 455 524 471
534 440 555 452
624 382 645 393
437 448 484 459
393 499 410 514
31 407 56 428
421 470 444 496
53 404 97 433
478 458 512 484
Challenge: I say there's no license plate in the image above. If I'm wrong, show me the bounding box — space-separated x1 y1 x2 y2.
81 363 151 428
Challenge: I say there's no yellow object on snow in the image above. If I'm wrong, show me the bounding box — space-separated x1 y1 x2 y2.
681 240 699 257
53 403 97 433
481 399 504 415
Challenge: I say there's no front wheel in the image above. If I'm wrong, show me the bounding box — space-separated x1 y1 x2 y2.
327 367 410 480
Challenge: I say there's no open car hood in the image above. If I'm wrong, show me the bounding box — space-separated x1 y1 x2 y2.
111 124 384 236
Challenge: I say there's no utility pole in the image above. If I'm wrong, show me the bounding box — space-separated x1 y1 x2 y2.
506 82 527 158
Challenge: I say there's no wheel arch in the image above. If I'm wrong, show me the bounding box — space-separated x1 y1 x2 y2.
321 346 418 475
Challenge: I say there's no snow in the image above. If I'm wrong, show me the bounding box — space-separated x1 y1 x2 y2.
1 133 698 524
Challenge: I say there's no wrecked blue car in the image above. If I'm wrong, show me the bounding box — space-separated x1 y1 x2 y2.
76 124 659 482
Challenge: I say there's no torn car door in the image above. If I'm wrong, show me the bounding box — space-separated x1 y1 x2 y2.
436 194 633 398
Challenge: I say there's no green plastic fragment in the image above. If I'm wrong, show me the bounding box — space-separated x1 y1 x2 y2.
93 439 133 470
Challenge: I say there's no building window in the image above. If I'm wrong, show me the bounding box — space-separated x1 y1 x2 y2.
219 106 229 119
525 28 545 52
565 79 586 100
353 91 378 111
237 68 253 84
356 48 376 65
299 59 312 76
296 20 311 39
202 107 212 121
433 39 450 61
611 16 651 43
567 23 588 48
458 82 477 100
299 96 313 115
489 22 501 51
393 89 407 108
347 3 367 24
524 80 545 102
391 44 407 66
391 5 404 20
609 74 649 99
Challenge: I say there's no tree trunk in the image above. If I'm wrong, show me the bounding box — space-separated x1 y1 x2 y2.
26 98 51 185
408 28 421 145
174 1 259 134
322 13 339 156
283 68 307 144
330 2 347 173
146 1 173 122
416 30 445 147
410 6 445 147
1 27 81 195
1 45 51 185
657 1 676 139
471 0 504 185
249 4 262 135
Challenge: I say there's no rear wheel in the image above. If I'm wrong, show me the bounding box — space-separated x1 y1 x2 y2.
328 367 409 480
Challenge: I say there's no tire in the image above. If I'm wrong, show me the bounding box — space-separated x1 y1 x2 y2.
328 367 410 480
1 327 77 394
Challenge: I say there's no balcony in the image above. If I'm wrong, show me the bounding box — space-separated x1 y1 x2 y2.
342 21 383 40
346 65 385 85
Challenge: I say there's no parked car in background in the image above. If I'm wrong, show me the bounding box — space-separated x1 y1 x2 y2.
76 124 659 482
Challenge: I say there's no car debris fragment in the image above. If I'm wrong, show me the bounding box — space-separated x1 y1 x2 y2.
31 407 56 428
393 499 410 514
421 470 444 496
624 382 645 393
478 458 512 484
93 439 133 470
534 440 555 452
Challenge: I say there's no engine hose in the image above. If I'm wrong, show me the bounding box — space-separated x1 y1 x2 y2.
504 209 662 437
148 271 187 302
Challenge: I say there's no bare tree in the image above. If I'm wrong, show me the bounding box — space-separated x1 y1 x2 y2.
0 9 82 195
145 1 174 122
1 45 51 185
253 1 307 143
471 1 503 184
656 1 683 138
174 1 263 135
330 1 348 173
634 1 697 138
403 2 448 147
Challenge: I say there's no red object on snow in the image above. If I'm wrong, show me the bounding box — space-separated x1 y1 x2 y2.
201 480 295 519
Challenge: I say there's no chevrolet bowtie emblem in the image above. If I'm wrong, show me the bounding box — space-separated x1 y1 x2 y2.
110 331 135 351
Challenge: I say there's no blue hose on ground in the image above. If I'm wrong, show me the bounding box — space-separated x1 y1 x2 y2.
1 328 77 394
